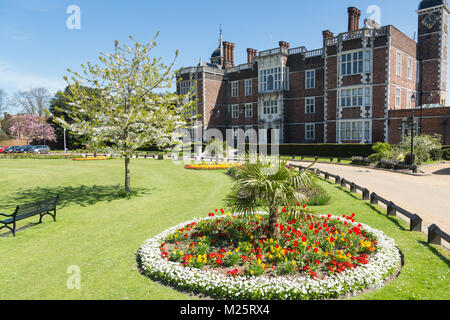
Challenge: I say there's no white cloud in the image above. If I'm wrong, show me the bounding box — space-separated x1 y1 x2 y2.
0 61 66 95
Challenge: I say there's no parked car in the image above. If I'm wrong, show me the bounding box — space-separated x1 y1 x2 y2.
16 145 36 153
0 146 7 153
32 145 51 154
3 146 23 153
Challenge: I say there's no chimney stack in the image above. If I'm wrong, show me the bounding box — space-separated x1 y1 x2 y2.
223 41 235 69
247 48 258 64
279 41 290 49
347 7 361 32
322 30 334 46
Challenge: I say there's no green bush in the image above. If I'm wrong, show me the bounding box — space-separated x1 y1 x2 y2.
399 134 442 165
430 148 443 161
368 142 393 162
443 149 450 160
242 144 374 158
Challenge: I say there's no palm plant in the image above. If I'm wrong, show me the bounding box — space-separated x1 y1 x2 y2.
226 158 312 239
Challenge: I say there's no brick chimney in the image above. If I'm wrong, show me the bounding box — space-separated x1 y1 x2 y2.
247 48 257 64
347 7 361 32
223 41 235 69
322 30 334 46
279 41 290 49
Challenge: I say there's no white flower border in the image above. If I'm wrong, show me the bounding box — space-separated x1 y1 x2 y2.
138 214 401 300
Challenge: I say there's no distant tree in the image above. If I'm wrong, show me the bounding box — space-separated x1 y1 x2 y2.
48 86 96 151
11 88 51 117
53 33 196 194
9 115 56 145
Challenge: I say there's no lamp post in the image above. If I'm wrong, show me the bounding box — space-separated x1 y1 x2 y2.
405 94 418 173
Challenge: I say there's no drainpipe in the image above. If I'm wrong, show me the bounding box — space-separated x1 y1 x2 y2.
444 119 448 145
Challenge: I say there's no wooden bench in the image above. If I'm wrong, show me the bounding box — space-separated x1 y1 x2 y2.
0 195 59 237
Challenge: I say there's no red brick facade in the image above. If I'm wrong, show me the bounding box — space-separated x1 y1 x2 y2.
178 2 450 145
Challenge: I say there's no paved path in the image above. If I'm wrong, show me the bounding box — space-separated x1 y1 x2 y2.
291 161 450 236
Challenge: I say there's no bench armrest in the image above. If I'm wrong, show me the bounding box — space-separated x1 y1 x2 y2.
0 213 12 218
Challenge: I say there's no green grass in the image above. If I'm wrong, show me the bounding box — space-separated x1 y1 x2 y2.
0 159 448 300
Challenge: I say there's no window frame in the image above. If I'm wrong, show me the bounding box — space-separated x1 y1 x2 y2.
305 70 316 89
305 97 316 114
245 103 253 118
244 79 252 96
305 123 316 140
231 81 239 97
231 104 239 119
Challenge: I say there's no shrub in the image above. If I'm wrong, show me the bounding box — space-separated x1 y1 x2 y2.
399 134 442 165
368 142 393 162
443 148 450 160
430 148 443 161
243 144 374 158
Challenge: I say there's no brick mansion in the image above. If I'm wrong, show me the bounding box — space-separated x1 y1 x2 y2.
177 0 450 145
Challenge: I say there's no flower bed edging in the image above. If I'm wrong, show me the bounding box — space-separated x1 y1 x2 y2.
138 213 401 300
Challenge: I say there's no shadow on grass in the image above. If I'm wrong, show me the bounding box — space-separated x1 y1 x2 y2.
417 241 450 268
0 185 156 212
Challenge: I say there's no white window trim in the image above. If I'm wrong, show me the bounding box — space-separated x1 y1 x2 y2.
305 97 316 114
396 51 402 76
231 81 239 97
337 120 372 143
338 49 372 76
244 79 252 96
338 86 372 108
305 69 315 89
407 57 413 80
305 123 316 140
395 88 402 108
245 103 253 118
232 104 239 118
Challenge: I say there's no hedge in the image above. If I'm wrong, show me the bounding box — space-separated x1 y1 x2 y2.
241 144 374 158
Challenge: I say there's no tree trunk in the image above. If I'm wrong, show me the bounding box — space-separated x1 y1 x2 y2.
125 157 131 194
268 205 279 239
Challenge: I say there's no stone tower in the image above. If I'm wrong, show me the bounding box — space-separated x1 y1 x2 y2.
417 0 450 105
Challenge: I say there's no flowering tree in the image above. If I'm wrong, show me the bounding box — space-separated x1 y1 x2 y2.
53 33 196 194
9 115 56 145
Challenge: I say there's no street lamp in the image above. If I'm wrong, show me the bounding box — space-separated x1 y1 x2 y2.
404 94 418 173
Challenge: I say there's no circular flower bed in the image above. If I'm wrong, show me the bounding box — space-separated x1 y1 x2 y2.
184 163 243 170
72 156 110 161
138 210 400 300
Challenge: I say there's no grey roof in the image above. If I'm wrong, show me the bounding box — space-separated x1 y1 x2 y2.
418 0 447 10
211 47 221 59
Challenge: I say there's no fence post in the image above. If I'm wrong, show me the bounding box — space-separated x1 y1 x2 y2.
337 158 341 163
330 158 334 163
350 183 357 193
428 224 441 245
387 202 396 216
370 193 378 205
410 214 422 232
335 176 341 185
362 188 370 201
324 172 330 180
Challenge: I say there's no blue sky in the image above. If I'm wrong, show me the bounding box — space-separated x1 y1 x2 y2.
0 0 440 111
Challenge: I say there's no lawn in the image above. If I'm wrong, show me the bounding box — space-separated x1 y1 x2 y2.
0 159 448 300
